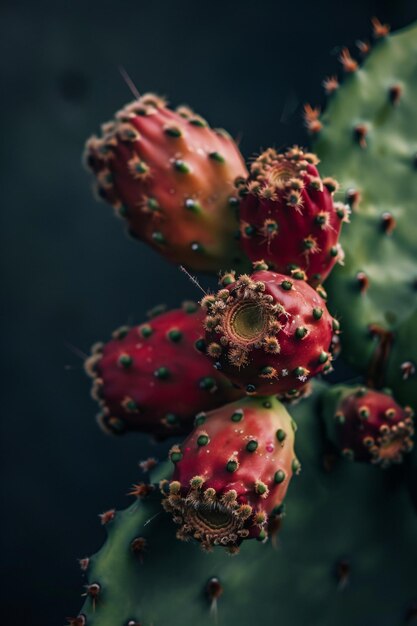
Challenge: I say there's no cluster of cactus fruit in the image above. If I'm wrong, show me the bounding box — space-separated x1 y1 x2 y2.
69 17 417 626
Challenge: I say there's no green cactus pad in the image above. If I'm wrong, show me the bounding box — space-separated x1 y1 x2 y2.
314 23 417 405
76 385 417 625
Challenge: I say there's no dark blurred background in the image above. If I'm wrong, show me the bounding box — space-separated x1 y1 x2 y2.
2 1 416 624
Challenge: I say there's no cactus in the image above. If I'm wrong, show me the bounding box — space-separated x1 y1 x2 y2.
84 93 249 273
85 302 242 438
163 395 297 552
202 266 336 397
312 23 417 406
68 17 417 626
321 384 414 467
72 384 417 626
237 147 348 286
310 22 417 513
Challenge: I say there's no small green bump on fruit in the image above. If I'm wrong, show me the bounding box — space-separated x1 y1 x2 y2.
276 429 286 443
208 151 225 163
253 260 269 271
228 196 239 208
295 327 308 339
139 324 153 338
166 413 179 425
359 406 370 420
226 459 238 473
246 440 258 452
195 412 206 426
152 231 165 245
263 400 272 408
173 159 191 174
332 318 340 332
199 377 215 390
168 329 182 342
260 365 275 377
125 399 138 411
266 221 278 234
315 214 327 226
118 353 132 368
274 470 286 484
154 366 170 380
221 274 235 286
147 198 160 212
184 198 201 212
244 224 255 236
194 338 206 352
313 307 323 320
293 366 307 377
316 285 327 299
303 238 315 250
292 458 301 474
246 384 256 393
189 117 208 127
231 409 244 422
197 434 210 446
330 246 339 257
287 389 299 396
164 126 182 138
281 280 293 291
334 412 345 424
291 419 298 432
255 481 268 495
318 351 329 364
292 270 305 280
118 205 129 218
257 529 267 541
170 451 183 463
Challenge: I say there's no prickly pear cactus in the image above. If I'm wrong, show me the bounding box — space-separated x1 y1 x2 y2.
313 23 417 405
68 18 417 626
74 385 417 626
312 22 417 512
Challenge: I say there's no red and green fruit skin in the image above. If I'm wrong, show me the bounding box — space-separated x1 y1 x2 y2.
84 93 249 273
163 395 298 551
85 303 242 439
238 147 347 286
203 269 337 397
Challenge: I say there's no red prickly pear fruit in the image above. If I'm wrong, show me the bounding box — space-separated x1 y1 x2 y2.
237 146 349 286
202 267 337 397
322 385 414 468
84 302 243 439
162 395 298 552
84 93 249 273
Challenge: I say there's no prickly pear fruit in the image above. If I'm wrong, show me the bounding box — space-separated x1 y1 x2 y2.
237 147 348 286
202 266 336 397
322 385 414 467
84 93 249 273
85 302 242 438
162 395 298 552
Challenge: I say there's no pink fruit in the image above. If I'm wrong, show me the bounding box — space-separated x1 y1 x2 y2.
237 146 349 286
202 265 337 397
324 386 414 468
162 395 298 552
85 302 242 439
84 93 248 273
